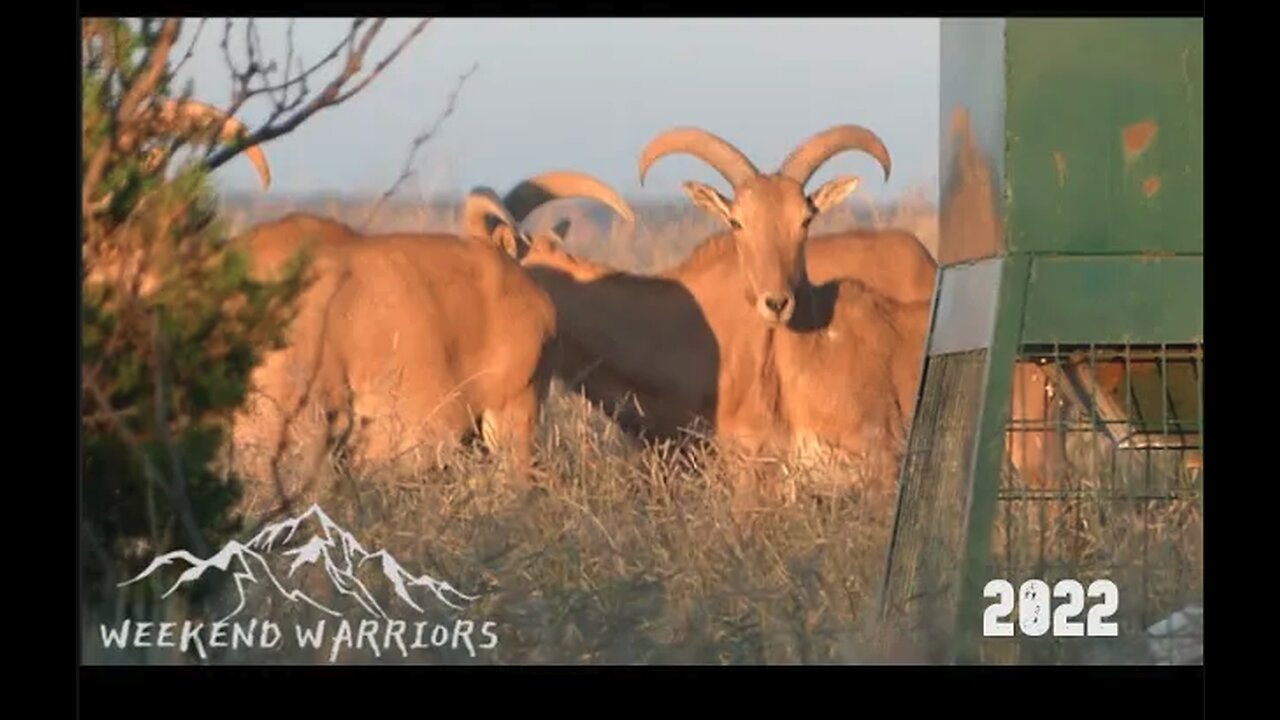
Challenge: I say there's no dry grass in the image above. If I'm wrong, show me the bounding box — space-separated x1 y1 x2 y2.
84 188 1198 666
191 387 896 665
980 419 1204 665
183 189 936 665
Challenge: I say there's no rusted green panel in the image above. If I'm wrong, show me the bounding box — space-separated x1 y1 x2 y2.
1005 19 1203 255
889 19 1206 665
938 19 1204 261
1021 256 1203 344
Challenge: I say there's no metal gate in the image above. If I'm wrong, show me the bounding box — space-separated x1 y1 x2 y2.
879 18 1204 665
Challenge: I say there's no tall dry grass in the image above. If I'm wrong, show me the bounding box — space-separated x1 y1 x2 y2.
88 188 1198 666
185 189 938 665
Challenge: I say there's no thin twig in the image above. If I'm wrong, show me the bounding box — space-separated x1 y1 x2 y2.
332 20 432 105
361 61 478 231
204 19 430 173
116 18 180 127
170 18 206 78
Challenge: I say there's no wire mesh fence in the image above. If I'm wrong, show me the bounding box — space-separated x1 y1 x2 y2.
879 349 987 662
979 343 1203 664
881 343 1203 664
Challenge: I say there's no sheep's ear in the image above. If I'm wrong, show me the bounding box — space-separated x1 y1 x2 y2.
682 181 735 226
807 175 860 215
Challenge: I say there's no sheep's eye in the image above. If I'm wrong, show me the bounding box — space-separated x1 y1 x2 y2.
729 218 743 230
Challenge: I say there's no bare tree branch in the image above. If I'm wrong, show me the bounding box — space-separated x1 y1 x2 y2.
202 18 432 173
241 25 345 118
170 18 206 79
332 20 430 104
361 61 479 231
219 19 240 94
269 19 298 108
117 19 181 128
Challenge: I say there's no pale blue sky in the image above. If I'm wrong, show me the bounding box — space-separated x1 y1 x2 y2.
177 18 940 203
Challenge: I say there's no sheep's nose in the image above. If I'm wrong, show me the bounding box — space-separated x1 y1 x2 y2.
764 294 791 315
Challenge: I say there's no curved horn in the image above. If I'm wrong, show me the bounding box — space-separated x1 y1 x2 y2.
778 124 892 188
155 99 272 191
461 186 519 240
637 127 759 189
502 171 635 225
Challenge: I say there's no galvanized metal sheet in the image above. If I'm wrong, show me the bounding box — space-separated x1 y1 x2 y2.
928 258 1004 356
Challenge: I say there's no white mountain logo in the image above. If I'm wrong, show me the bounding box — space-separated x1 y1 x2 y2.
119 504 477 623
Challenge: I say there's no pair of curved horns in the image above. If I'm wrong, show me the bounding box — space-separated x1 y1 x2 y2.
637 124 892 190
461 187 520 240
148 98 272 191
464 171 636 239
502 171 635 226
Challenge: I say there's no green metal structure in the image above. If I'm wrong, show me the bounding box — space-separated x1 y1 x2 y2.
879 18 1203 665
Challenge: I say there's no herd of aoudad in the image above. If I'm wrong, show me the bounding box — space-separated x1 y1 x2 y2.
140 99 1063 508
